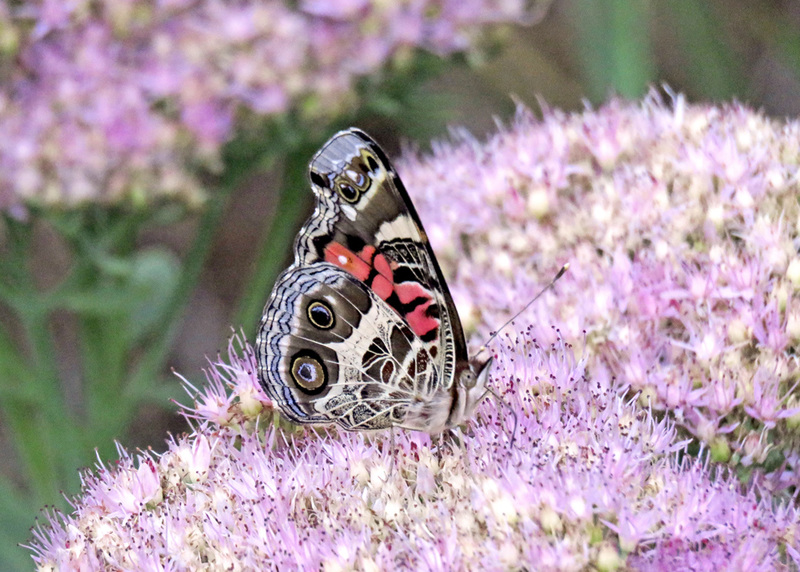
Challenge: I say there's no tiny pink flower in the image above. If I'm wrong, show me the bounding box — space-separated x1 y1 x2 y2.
176 435 213 483
704 373 742 415
743 366 800 428
739 431 771 466
97 457 162 517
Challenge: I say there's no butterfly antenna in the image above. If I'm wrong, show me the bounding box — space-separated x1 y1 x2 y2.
475 263 569 358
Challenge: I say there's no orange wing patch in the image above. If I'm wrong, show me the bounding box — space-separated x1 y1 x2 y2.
324 241 439 340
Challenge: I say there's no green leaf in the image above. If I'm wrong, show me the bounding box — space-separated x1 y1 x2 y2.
127 248 181 343
662 1 745 99
572 0 655 102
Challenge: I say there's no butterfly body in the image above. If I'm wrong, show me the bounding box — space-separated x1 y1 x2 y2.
256 129 491 433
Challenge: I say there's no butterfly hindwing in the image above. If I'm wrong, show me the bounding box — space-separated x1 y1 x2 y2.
259 263 443 430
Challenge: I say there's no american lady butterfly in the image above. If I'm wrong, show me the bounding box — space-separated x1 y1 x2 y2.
256 129 491 433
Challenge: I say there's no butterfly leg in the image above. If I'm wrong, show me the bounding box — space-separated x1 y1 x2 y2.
433 428 461 457
387 426 398 478
485 387 519 449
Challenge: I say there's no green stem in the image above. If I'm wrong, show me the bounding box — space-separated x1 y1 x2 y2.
120 118 284 401
82 315 130 448
3 218 86 498
0 326 63 505
0 475 35 570
665 0 745 98
124 190 229 403
572 0 654 102
234 140 319 336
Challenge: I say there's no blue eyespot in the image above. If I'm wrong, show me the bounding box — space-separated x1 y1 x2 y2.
290 350 327 394
307 300 335 330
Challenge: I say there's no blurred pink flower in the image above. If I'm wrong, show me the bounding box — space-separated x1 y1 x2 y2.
0 0 527 208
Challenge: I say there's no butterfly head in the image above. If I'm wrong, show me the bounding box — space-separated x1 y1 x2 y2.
447 356 493 429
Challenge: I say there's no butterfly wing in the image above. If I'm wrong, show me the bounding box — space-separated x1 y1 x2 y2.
302 129 468 368
259 263 448 430
256 129 473 431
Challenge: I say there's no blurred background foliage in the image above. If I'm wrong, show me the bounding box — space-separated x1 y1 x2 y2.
1 0 800 568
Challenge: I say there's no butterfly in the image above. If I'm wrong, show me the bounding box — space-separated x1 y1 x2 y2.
255 129 492 433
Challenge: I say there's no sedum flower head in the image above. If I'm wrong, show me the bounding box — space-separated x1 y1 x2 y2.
404 92 800 492
27 96 800 568
0 0 527 210
28 334 799 569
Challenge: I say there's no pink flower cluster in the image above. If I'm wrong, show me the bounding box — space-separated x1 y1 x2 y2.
27 97 800 568
29 333 798 569
0 0 526 209
404 92 800 491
